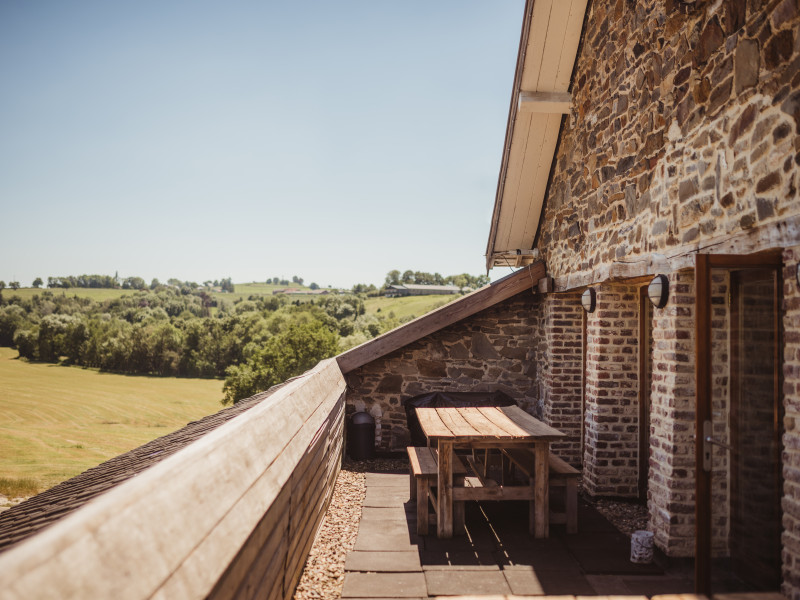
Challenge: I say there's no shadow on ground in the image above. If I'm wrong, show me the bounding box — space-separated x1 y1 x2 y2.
341 470 694 599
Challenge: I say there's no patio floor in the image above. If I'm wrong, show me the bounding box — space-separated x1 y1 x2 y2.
341 470 694 599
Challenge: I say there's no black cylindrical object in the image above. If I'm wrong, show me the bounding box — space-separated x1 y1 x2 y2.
348 412 375 459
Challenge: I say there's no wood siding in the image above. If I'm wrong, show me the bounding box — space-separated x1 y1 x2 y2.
0 359 346 600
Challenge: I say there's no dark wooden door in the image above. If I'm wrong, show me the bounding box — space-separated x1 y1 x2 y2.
695 252 783 594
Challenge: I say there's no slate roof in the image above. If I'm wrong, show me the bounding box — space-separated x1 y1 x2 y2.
0 384 285 552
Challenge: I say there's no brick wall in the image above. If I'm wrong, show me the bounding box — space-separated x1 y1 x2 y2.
344 292 543 452
583 284 640 497
782 245 800 599
539 292 584 466
648 270 697 557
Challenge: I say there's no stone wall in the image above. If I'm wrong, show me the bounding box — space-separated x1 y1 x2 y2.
537 0 799 280
583 284 641 497
782 245 800 599
344 292 542 452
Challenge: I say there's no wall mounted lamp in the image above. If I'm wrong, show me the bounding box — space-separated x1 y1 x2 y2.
647 274 670 309
581 288 596 313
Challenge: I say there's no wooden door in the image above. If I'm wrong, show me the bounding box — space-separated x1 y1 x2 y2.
695 252 783 594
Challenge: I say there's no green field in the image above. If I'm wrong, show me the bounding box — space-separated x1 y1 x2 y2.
0 347 224 494
3 287 138 302
364 294 457 321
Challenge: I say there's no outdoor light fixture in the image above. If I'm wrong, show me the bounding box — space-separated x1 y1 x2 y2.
648 274 669 309
581 288 596 313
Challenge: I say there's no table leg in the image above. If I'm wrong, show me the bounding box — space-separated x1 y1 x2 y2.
533 441 549 538
437 440 453 539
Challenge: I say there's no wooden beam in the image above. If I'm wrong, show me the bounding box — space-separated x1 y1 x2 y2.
537 276 554 294
517 91 571 114
336 261 546 373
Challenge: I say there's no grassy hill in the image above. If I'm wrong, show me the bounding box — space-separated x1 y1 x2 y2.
0 347 223 495
364 294 457 322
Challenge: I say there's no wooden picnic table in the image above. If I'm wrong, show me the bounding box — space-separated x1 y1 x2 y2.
416 405 566 539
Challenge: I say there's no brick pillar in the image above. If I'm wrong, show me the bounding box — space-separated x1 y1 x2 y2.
648 270 696 557
583 284 640 497
540 292 583 466
782 246 800 600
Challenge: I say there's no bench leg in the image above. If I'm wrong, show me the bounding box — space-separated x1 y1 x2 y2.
566 478 578 534
410 466 416 500
416 477 429 536
454 475 465 534
501 453 512 486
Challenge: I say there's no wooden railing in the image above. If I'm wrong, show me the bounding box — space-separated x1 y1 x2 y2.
0 358 346 600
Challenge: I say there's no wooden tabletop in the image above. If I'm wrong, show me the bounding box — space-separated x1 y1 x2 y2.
416 405 566 443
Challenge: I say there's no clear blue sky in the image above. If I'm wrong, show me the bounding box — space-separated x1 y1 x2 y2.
0 0 523 288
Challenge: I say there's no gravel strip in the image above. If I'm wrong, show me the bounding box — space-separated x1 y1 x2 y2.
293 457 408 600
582 491 650 536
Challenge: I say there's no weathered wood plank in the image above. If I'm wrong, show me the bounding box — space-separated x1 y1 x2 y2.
453 484 535 501
209 485 291 600
454 407 508 438
435 407 482 439
336 262 545 373
534 442 549 538
416 408 451 439
436 440 454 539
496 405 566 440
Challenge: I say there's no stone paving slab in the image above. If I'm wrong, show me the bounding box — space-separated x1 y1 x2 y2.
354 528 421 552
362 506 414 522
424 569 512 596
341 572 427 598
534 569 596 595
366 472 409 487
358 518 415 537
502 565 545 595
364 487 411 508
345 550 422 573
419 549 499 568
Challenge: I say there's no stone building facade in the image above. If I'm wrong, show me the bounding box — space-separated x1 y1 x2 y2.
344 293 543 452
344 0 799 596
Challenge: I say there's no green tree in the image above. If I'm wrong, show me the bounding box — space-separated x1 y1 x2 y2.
9 281 20 291
385 270 401 286
32 277 43 288
309 282 319 290
222 319 338 404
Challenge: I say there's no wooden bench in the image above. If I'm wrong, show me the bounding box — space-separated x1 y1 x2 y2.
501 448 580 534
407 446 468 535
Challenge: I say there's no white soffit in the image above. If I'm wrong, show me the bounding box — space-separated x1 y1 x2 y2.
485 0 588 270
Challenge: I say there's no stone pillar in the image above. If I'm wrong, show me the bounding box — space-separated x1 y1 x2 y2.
540 292 584 466
648 270 697 557
583 283 640 497
782 246 800 599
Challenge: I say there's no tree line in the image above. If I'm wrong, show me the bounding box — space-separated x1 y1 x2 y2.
0 268 486 404
0 285 405 404
384 270 489 289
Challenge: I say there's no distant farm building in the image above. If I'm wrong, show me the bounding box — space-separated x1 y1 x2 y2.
272 288 330 296
385 284 461 297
